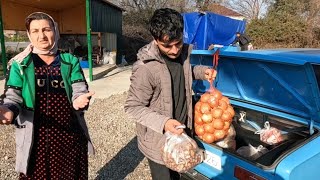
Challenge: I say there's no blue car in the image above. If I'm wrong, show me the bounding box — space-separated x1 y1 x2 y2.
183 49 320 180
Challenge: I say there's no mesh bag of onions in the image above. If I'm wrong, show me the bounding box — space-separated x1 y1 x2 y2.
161 131 204 173
194 87 235 144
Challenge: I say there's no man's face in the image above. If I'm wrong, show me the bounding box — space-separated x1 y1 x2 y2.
155 35 183 59
236 33 240 37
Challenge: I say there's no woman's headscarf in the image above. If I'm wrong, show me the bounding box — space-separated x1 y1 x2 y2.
8 12 60 67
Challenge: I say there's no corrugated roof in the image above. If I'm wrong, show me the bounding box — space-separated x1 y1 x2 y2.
100 0 124 11
3 0 123 12
207 3 243 17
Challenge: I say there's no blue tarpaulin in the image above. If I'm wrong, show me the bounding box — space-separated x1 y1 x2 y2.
183 12 246 50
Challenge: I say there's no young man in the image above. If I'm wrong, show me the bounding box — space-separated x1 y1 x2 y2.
124 8 216 180
232 32 252 51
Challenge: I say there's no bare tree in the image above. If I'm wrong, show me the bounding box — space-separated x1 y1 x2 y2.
168 0 195 12
119 0 195 62
302 0 320 45
196 0 224 11
120 0 170 12
223 0 273 20
120 0 194 12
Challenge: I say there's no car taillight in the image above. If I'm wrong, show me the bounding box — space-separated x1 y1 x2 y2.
234 166 266 180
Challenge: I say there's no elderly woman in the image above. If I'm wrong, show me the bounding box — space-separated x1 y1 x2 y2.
0 12 94 179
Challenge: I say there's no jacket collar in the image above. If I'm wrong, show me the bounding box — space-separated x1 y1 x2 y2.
137 41 193 64
20 54 33 67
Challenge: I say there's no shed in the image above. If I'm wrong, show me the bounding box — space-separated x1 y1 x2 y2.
207 3 245 20
0 0 123 81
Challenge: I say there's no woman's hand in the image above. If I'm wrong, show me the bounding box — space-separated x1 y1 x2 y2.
73 91 95 110
205 69 217 82
0 106 14 125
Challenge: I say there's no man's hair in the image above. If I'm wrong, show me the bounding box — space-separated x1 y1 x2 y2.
149 8 183 42
25 12 54 32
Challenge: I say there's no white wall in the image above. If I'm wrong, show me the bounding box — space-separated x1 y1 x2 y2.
1 42 30 52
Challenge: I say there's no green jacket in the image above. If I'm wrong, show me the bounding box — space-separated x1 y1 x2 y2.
3 53 94 175
6 53 85 108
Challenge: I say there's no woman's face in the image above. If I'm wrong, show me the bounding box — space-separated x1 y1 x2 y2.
29 19 55 51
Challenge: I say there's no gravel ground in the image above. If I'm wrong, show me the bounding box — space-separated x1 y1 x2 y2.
0 92 152 180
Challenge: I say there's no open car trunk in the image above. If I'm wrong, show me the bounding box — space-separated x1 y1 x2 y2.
221 105 315 167
188 49 320 179
233 107 318 166
192 96 318 168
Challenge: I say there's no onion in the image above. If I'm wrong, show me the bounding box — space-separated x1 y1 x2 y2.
211 90 222 100
226 105 235 117
208 95 219 108
200 93 211 103
214 130 226 141
223 121 231 130
200 103 211 114
221 111 232 122
194 102 202 113
195 125 205 136
221 96 230 104
212 119 224 130
195 110 201 116
203 133 215 144
212 108 223 119
204 123 215 133
201 113 213 123
194 112 204 125
218 100 228 110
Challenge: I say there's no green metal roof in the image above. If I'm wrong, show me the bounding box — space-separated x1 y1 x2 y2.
91 0 123 34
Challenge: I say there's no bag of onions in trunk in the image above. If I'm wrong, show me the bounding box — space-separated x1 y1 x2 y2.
194 88 235 144
255 121 283 145
161 127 204 173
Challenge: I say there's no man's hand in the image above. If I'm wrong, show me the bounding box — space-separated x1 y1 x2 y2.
0 106 14 125
73 91 95 110
205 69 217 82
164 119 184 135
208 44 215 50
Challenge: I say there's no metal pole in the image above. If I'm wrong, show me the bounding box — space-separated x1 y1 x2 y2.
0 1 6 75
86 0 93 81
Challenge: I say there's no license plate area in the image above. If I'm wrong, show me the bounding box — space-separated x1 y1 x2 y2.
203 150 222 171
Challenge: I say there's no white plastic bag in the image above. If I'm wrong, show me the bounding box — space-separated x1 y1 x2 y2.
102 48 109 64
161 127 203 173
255 121 283 145
236 144 268 160
102 50 117 65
